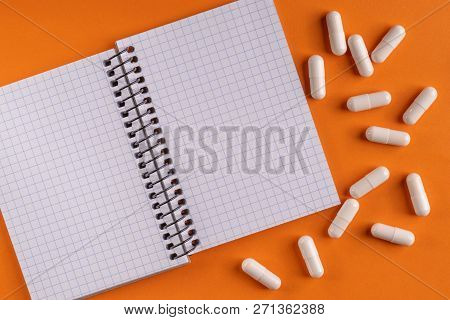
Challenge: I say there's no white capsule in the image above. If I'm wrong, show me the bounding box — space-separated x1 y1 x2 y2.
371 25 406 63
371 223 415 246
365 126 410 146
348 34 374 77
298 236 324 278
406 173 430 216
308 55 326 100
350 166 390 199
326 11 347 56
328 199 359 238
241 258 281 290
403 87 438 125
347 91 391 112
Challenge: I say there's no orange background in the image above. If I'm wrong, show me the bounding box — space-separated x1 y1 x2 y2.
0 0 449 300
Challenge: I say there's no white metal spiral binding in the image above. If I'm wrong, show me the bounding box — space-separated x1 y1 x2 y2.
103 46 199 260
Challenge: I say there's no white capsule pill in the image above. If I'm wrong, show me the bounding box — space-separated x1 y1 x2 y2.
308 55 326 100
350 166 390 199
403 87 438 125
326 11 347 56
328 199 360 238
241 258 281 290
347 91 391 112
365 126 410 146
371 25 406 63
298 236 324 278
348 34 374 77
371 223 415 246
406 173 430 216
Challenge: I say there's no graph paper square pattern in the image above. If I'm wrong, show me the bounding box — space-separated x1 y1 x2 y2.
0 50 187 300
117 0 340 251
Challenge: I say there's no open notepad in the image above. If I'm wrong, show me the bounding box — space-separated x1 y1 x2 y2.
0 0 339 299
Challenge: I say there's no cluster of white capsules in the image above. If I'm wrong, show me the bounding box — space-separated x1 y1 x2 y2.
241 11 435 290
321 12 434 247
323 12 432 245
309 11 438 142
330 166 429 247
241 236 325 289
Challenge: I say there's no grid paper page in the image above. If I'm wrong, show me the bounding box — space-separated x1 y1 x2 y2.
117 0 340 251
0 50 187 300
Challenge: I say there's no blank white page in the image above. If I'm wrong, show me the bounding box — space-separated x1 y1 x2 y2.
117 0 340 251
0 50 187 300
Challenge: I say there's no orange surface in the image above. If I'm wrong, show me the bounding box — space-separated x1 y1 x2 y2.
0 0 449 300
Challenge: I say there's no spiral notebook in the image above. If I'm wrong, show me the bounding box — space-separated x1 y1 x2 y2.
0 0 339 299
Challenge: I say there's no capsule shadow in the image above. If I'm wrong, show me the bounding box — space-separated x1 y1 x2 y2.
365 224 373 237
359 127 368 141
341 99 349 111
321 16 331 53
